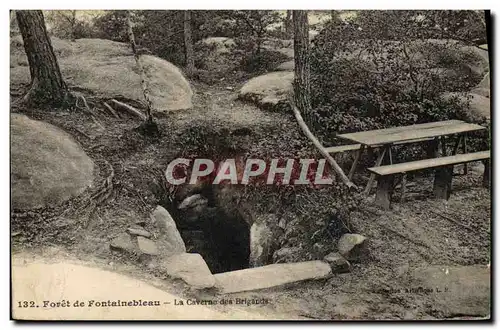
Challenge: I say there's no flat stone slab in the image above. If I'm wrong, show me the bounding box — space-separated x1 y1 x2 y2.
214 260 332 294
408 265 490 317
150 206 186 256
161 253 215 289
127 227 151 238
137 236 159 256
110 233 137 254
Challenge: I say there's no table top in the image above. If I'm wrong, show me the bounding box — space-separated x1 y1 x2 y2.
337 120 486 146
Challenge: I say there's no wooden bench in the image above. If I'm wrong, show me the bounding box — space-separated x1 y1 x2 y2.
367 150 491 209
325 138 435 155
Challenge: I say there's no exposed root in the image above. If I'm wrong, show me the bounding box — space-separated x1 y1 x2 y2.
75 94 105 129
103 102 121 119
110 99 147 121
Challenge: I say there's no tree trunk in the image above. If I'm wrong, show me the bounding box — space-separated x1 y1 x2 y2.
70 10 77 41
284 10 292 38
126 10 159 136
16 10 69 107
183 11 195 74
292 10 312 124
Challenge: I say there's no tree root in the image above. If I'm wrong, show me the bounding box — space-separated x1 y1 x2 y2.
75 94 105 129
102 102 121 119
110 99 147 120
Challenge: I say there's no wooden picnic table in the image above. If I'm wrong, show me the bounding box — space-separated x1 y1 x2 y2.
336 120 487 194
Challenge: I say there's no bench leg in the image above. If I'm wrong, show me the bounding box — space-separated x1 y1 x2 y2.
364 147 388 196
375 175 394 210
433 166 453 200
483 159 490 188
401 173 407 203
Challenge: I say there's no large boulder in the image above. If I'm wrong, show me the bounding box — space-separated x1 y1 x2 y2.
11 114 94 209
442 92 490 122
10 36 193 111
471 73 490 98
239 71 293 111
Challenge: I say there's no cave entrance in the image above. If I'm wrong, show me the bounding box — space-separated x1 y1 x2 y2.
161 190 250 274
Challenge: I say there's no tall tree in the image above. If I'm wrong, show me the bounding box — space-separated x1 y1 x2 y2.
16 10 69 107
183 10 195 74
292 10 312 123
284 10 292 38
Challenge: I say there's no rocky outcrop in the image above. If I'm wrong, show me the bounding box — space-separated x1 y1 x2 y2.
10 36 193 111
11 114 94 209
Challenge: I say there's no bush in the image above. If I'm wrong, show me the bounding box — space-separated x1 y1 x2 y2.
238 47 289 73
309 10 486 157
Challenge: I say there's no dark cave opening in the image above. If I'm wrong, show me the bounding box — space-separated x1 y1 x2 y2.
160 187 250 274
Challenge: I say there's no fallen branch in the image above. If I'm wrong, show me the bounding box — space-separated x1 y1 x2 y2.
103 102 121 119
289 97 357 189
110 99 147 120
429 210 477 232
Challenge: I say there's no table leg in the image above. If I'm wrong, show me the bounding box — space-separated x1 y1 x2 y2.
463 134 468 175
452 135 463 155
364 147 387 196
348 144 365 180
440 136 447 156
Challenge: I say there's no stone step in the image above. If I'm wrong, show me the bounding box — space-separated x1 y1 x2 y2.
214 260 332 294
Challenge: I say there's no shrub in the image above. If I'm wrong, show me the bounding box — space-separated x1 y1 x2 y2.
309 10 487 161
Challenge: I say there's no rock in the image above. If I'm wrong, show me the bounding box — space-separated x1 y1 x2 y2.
442 92 490 122
11 37 193 111
338 233 367 258
137 236 159 256
276 60 294 71
110 233 138 254
408 265 490 317
150 206 186 256
127 227 151 238
239 71 293 111
324 252 351 273
178 194 208 210
272 246 303 263
161 253 215 289
471 73 490 98
249 220 274 267
11 114 94 210
214 260 332 294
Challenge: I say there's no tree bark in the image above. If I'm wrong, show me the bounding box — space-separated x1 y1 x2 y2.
284 10 292 38
292 10 312 125
16 10 69 107
183 11 195 74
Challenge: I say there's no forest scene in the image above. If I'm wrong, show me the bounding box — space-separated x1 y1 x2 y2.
10 10 491 320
